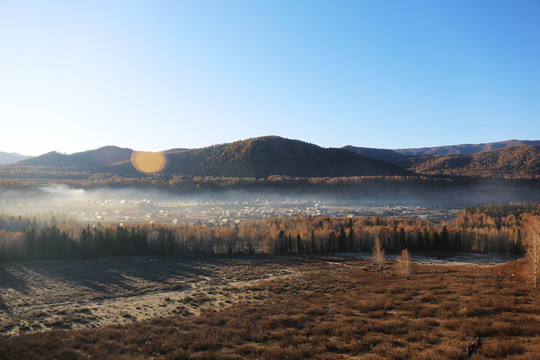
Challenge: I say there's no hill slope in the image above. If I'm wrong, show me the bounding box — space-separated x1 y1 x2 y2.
395 140 540 156
342 146 410 168
8 137 409 178
408 145 540 177
5 139 539 179
158 136 409 178
19 146 133 172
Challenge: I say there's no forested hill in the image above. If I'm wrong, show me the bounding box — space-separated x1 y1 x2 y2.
3 138 539 179
408 145 540 177
6 137 409 178
342 146 410 168
395 139 540 156
19 146 133 172
158 136 409 178
342 143 540 178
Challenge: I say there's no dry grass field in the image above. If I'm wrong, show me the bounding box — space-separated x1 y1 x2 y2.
0 254 538 359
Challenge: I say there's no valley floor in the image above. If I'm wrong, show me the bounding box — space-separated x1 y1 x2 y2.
0 255 304 337
0 254 538 359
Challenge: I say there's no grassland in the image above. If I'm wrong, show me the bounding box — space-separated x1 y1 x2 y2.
0 254 538 359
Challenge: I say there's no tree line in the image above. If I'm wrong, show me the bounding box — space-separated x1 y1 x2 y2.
0 204 538 262
1 175 539 196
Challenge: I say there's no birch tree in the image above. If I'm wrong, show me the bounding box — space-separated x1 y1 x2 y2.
395 249 413 279
372 237 386 272
524 216 540 289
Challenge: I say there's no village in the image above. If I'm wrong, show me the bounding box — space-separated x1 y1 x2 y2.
1 191 460 226
2 188 459 227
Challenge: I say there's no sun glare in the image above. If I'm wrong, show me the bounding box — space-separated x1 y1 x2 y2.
130 151 167 173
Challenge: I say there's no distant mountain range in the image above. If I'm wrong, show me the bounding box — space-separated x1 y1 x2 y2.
0 152 31 165
393 140 540 156
1 138 538 179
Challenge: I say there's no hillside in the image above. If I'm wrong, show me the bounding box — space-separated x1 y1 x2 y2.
6 137 409 178
395 139 540 156
157 136 409 178
19 146 133 172
408 145 540 177
3 138 539 180
342 146 410 168
343 141 540 178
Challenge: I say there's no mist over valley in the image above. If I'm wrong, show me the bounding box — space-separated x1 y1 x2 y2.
2 1 540 357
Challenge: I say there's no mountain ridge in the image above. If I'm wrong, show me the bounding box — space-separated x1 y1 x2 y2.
138 136 409 178
393 139 540 156
20 146 133 171
408 144 540 177
0 152 32 165
2 137 539 179
10 136 409 178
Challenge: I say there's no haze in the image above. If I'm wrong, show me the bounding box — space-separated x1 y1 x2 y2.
2 183 536 226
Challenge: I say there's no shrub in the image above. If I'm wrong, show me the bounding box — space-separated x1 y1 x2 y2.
483 339 525 357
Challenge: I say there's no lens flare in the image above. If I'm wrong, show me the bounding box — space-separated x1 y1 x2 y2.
131 151 167 174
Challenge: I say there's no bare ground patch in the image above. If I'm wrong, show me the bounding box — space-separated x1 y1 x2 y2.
0 256 307 336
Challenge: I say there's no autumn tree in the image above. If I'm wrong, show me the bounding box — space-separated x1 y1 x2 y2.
523 216 540 289
372 237 385 272
395 249 413 279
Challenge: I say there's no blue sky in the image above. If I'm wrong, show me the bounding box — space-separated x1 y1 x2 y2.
0 0 539 156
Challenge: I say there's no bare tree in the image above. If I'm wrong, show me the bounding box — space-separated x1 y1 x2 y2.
372 237 386 272
523 216 540 289
395 249 413 279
